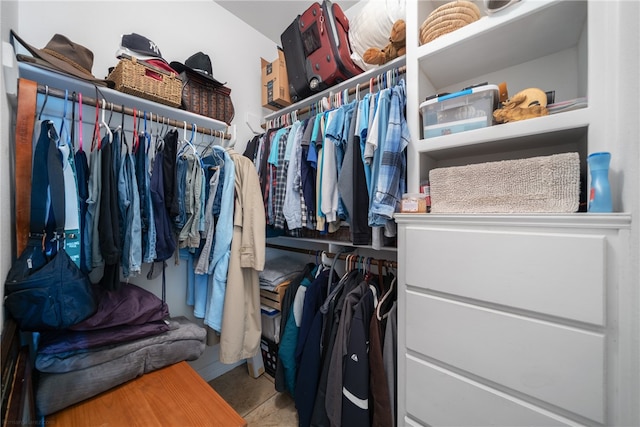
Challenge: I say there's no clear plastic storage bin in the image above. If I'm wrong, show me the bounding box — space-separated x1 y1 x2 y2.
420 84 499 138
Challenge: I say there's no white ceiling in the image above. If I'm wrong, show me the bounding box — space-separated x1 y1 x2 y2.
216 1 359 45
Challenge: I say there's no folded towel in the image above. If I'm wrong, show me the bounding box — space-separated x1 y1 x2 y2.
259 256 305 290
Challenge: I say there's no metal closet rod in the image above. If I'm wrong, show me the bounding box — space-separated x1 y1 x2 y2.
36 84 231 140
267 65 407 127
266 242 397 269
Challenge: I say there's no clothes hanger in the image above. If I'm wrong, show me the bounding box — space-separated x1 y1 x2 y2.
177 121 197 156
38 85 50 121
159 115 167 138
156 116 166 153
141 111 153 155
91 99 101 151
77 92 84 153
133 109 146 154
131 108 138 152
210 131 226 168
319 250 329 271
178 120 189 152
328 249 360 298
136 109 143 145
196 124 206 151
376 261 396 320
148 112 155 142
376 258 384 292
116 104 131 155
58 89 70 147
110 103 123 150
148 114 161 165
70 92 76 151
154 113 162 151
107 101 114 129
191 124 206 166
99 98 113 144
200 128 215 158
154 113 161 146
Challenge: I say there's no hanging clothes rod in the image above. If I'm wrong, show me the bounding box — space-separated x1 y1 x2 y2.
264 64 407 130
266 242 397 269
36 83 231 140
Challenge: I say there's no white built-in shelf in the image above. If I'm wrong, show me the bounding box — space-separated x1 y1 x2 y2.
17 62 230 134
395 212 632 230
413 106 590 161
268 236 398 253
417 0 587 90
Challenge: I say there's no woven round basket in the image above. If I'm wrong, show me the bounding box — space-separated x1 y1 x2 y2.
420 1 481 45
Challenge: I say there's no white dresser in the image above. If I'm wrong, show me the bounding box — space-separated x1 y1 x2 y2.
396 213 634 426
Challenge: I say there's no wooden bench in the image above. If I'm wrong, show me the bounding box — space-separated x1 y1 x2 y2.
45 361 246 426
2 318 245 427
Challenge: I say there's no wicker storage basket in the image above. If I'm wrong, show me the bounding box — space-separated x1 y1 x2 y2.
420 0 481 45
107 56 182 107
178 71 235 125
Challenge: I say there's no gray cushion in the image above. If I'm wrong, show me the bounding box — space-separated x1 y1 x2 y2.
36 317 206 416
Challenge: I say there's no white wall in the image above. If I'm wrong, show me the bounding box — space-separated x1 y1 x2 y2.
3 0 282 380
15 0 281 153
0 0 19 337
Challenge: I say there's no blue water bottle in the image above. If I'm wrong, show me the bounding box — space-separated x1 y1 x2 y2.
587 152 612 213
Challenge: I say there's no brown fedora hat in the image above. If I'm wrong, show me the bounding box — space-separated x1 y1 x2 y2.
10 30 113 87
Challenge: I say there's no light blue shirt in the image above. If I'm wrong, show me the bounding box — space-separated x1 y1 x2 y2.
204 146 235 332
368 89 392 227
371 80 410 220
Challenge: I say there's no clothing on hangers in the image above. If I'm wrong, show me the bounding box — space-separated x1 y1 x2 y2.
116 127 142 278
97 130 122 291
251 78 408 247
218 150 266 364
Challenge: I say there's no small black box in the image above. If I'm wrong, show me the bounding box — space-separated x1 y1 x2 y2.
261 336 278 377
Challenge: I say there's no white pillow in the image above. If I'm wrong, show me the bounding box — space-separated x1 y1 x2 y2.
348 0 406 71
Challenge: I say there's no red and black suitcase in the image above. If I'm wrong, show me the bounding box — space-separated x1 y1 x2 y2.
280 0 363 102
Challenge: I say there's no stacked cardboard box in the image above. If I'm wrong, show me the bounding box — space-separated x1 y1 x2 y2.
261 48 291 111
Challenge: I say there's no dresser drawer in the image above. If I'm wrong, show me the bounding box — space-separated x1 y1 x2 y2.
405 226 605 325
405 292 605 423
405 356 581 426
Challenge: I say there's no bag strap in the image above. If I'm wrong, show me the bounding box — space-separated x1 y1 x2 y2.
47 127 66 238
15 79 37 254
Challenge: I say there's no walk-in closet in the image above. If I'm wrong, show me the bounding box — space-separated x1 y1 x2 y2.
1 1 639 426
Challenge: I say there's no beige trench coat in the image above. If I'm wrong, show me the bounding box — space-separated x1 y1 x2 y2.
219 150 266 364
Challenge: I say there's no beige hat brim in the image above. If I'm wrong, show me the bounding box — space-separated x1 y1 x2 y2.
11 30 113 87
